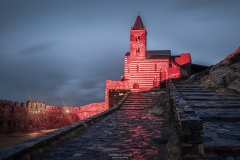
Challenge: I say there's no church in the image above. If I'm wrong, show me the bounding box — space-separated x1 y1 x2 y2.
105 15 192 108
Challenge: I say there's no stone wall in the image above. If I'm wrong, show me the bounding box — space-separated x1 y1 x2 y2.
105 79 130 108
0 100 106 134
174 53 191 66
169 53 191 79
168 79 204 155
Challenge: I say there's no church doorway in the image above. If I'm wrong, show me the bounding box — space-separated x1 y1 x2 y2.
133 82 139 89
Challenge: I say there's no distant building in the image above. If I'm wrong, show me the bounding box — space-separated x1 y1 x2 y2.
105 15 192 108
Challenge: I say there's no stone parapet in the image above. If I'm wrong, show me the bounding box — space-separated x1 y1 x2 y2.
0 92 130 160
168 79 204 155
0 99 107 134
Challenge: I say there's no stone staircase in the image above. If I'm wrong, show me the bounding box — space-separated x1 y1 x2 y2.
120 92 159 110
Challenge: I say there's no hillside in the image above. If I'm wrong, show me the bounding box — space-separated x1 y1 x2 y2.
199 46 240 94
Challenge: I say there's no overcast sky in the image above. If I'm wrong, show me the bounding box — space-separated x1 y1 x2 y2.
0 0 240 106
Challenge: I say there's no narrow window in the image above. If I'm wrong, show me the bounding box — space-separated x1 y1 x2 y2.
137 36 140 41
138 48 140 52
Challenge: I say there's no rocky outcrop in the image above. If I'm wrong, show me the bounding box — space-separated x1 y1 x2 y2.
200 46 240 94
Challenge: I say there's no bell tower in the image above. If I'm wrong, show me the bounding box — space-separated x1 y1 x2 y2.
130 14 147 60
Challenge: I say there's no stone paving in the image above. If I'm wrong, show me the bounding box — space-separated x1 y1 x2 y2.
0 129 57 150
173 80 240 159
36 93 165 160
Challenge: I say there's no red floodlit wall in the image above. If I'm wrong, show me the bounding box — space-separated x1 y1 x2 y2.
74 102 106 120
130 29 147 60
124 56 130 80
126 59 170 90
168 67 180 79
174 53 191 66
0 100 106 134
105 79 130 108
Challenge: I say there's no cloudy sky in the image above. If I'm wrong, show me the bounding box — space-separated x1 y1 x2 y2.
1 0 240 106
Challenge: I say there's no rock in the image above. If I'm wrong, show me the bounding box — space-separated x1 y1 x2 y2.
210 59 230 73
225 46 240 59
148 106 164 116
199 75 210 84
201 76 221 88
201 67 240 88
230 62 240 72
200 47 240 90
229 49 240 65
222 71 240 86
228 79 240 93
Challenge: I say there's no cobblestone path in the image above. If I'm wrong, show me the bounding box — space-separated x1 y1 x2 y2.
37 93 165 160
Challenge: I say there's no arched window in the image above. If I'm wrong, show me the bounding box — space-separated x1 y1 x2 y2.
137 36 140 41
136 36 140 42
137 48 140 52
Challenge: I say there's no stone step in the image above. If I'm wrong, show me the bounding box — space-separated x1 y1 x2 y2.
124 101 156 104
189 101 240 108
129 95 159 98
127 97 159 99
174 85 201 88
177 90 214 92
188 100 240 104
121 103 154 106
172 80 240 153
180 92 219 96
196 109 240 120
123 103 156 106
120 107 145 110
125 100 158 102
125 97 157 99
120 92 156 110
124 100 157 102
203 121 240 150
183 96 240 100
128 95 159 97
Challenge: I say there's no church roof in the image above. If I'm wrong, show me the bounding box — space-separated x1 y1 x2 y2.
125 50 171 59
146 50 171 59
132 15 144 30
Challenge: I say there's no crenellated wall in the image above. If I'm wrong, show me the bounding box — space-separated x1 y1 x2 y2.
0 100 106 134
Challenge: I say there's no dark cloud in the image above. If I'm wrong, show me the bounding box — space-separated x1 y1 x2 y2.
172 0 239 11
19 42 54 55
0 1 240 106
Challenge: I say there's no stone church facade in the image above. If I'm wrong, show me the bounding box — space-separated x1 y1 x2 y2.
105 15 191 108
